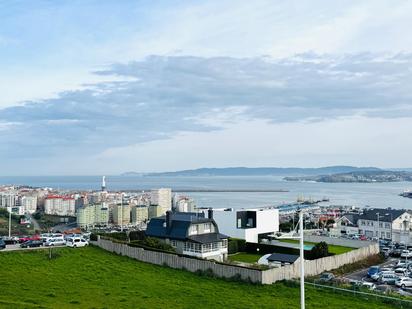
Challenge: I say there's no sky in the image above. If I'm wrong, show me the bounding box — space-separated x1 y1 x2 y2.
1 0 412 175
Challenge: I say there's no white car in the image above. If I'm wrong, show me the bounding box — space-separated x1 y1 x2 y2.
395 268 409 276
371 271 394 281
44 237 65 246
401 250 412 258
362 282 376 291
396 277 412 288
66 237 89 248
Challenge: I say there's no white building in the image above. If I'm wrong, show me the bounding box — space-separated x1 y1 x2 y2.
112 204 131 226
21 195 38 214
151 188 172 215
0 192 18 208
213 208 279 243
131 205 148 225
44 195 75 216
174 195 196 212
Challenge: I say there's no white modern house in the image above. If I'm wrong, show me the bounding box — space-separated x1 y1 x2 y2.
213 207 279 243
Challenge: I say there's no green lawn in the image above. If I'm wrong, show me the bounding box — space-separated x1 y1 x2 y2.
278 239 354 255
228 252 262 263
0 246 400 309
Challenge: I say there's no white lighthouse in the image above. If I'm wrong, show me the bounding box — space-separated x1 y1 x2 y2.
101 176 107 192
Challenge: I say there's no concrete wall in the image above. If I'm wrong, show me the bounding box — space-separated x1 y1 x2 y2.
303 235 373 248
93 238 379 285
261 243 379 284
94 238 262 283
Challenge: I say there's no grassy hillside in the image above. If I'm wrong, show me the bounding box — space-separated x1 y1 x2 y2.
0 246 402 308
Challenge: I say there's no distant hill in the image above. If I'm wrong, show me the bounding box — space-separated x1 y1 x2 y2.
285 170 412 183
126 166 382 177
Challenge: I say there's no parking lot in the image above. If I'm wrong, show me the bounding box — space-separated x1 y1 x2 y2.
339 256 412 296
1 244 65 252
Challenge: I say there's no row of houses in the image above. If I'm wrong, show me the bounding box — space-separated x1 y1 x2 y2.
333 208 412 243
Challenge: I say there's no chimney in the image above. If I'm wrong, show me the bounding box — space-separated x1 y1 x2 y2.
166 210 172 230
208 208 213 219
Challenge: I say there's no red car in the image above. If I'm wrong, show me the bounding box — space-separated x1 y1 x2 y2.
360 235 367 241
18 235 41 243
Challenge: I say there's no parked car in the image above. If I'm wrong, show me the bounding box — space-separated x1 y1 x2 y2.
20 240 43 248
379 273 399 285
359 235 367 241
397 260 408 268
2 236 18 245
318 272 335 282
44 237 65 246
392 248 403 257
66 237 89 248
367 266 381 278
361 282 377 291
396 277 412 288
401 250 412 258
395 267 409 276
0 238 6 250
372 270 394 281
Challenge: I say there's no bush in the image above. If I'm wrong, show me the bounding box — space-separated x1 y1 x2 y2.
306 241 329 260
107 232 127 241
129 230 145 241
90 233 98 241
129 238 175 253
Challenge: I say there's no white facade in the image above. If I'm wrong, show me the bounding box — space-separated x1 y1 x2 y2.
112 204 131 225
213 208 279 243
0 193 18 207
21 196 38 214
151 188 172 215
44 196 75 216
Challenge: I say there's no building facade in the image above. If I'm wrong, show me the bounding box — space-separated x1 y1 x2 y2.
21 195 38 214
131 205 148 225
151 188 172 216
112 204 131 226
44 195 75 216
77 204 109 229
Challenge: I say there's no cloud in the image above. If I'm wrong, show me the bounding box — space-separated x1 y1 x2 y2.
0 53 412 172
0 53 412 156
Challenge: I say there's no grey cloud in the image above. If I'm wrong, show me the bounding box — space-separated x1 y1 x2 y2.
1 53 412 158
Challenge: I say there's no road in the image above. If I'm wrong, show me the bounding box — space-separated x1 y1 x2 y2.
1 244 65 252
27 214 41 231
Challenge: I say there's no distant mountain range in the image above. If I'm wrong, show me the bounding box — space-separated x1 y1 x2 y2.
285 170 412 183
121 166 383 177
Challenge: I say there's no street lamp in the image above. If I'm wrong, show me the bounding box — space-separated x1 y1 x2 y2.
376 213 380 240
385 213 393 241
276 209 305 309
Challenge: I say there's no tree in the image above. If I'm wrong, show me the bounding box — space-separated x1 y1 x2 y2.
307 241 329 259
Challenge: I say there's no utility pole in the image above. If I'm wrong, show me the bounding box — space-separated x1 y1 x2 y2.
120 194 123 232
376 213 380 240
299 209 305 309
8 208 11 237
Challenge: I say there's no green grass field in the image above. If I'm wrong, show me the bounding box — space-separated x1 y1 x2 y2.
277 239 354 255
228 252 262 263
0 246 400 309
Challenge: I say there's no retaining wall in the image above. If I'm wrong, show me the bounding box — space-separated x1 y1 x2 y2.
92 238 379 285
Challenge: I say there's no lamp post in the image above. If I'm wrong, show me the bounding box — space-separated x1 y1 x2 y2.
385 213 393 241
299 209 305 309
120 193 123 232
8 208 11 237
376 213 380 240
276 209 305 309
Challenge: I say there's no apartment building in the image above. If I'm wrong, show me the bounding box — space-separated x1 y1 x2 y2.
44 195 75 216
77 204 109 229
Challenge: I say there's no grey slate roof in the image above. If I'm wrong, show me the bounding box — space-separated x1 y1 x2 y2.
267 253 299 263
357 208 408 223
146 211 228 243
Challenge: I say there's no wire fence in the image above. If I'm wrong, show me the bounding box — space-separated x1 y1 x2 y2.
305 281 412 308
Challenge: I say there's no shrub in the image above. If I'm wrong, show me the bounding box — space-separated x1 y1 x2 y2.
129 238 175 252
306 241 329 260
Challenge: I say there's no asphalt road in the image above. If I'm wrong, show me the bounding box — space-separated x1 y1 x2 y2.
1 244 65 252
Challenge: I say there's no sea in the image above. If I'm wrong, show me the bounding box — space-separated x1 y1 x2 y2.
0 175 411 210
